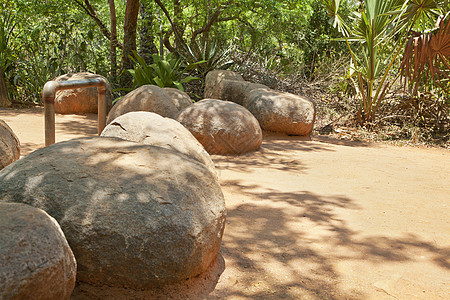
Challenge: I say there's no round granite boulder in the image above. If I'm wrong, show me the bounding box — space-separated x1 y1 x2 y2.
0 120 20 170
54 72 113 114
101 111 215 174
0 203 76 300
107 85 179 124
0 137 226 289
163 88 192 113
177 99 262 155
208 79 269 107
204 70 244 99
246 89 316 136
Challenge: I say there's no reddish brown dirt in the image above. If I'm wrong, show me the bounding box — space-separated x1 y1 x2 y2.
1 107 449 299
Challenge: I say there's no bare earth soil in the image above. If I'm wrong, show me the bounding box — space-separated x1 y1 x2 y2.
1 107 449 299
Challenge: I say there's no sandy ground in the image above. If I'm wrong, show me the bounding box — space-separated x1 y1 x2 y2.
1 107 449 299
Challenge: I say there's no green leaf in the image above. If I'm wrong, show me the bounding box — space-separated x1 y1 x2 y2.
180 76 200 83
173 81 184 91
153 76 164 88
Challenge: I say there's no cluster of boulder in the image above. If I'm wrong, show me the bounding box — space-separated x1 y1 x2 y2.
0 136 225 293
0 75 226 297
0 69 315 297
104 70 315 155
204 70 316 136
105 84 263 155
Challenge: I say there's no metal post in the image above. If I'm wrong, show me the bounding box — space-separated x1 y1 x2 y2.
97 85 107 135
42 78 108 146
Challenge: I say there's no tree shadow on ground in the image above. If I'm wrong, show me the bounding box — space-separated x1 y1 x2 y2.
0 106 44 116
312 134 371 148
216 180 450 299
55 114 98 137
212 132 374 174
212 134 336 174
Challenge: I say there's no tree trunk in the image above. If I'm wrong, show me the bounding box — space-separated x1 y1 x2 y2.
72 0 123 49
0 68 11 107
121 0 140 71
108 0 118 79
139 2 158 64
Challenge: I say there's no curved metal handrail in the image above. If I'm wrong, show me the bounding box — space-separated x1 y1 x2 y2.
42 78 107 146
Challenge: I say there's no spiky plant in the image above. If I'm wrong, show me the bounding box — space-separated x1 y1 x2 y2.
400 12 450 94
324 0 446 124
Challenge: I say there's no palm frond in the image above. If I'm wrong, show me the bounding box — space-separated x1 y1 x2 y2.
400 12 450 93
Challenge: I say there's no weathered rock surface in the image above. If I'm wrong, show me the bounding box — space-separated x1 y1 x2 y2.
177 99 262 155
0 137 226 289
101 111 215 173
207 79 269 107
204 70 244 99
54 72 113 114
0 203 76 300
107 85 178 124
246 89 315 136
0 120 20 170
163 88 192 113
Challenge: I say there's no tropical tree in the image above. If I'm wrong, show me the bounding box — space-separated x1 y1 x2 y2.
72 0 139 73
325 0 447 124
0 2 16 107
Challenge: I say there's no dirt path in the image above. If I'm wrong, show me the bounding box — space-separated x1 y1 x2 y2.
1 107 449 299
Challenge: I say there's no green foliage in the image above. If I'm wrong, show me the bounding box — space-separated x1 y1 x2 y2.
0 0 114 103
326 0 446 124
0 2 17 71
177 39 234 77
127 51 204 91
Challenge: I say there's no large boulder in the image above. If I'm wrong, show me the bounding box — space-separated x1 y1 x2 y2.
163 88 192 113
177 99 262 155
107 85 179 124
207 79 269 107
204 70 244 99
0 120 20 170
0 203 76 300
101 111 215 174
246 89 316 136
54 72 113 114
0 137 226 290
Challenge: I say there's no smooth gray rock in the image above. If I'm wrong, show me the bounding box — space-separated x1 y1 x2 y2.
177 99 262 155
0 120 20 170
0 137 226 289
107 85 179 124
0 203 76 300
246 89 316 136
101 111 216 174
